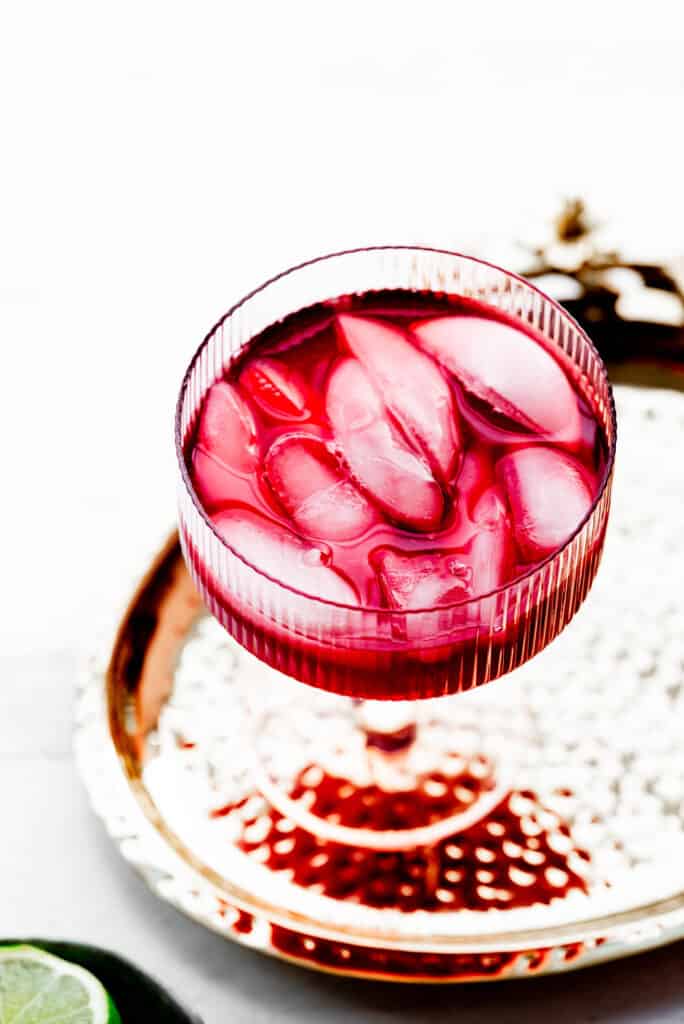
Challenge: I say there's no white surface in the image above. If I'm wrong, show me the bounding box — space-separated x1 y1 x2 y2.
2 5 684 1021
2 2 684 657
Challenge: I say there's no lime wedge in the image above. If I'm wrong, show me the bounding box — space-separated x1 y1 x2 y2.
0 945 121 1023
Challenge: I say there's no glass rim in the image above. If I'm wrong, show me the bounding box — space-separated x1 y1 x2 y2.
175 244 618 616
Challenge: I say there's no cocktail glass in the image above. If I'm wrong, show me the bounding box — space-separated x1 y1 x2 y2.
175 247 616 853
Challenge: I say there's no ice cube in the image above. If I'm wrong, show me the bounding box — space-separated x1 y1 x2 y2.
497 446 594 561
191 446 240 508
374 548 474 610
240 357 309 420
454 445 495 517
197 380 258 473
325 358 444 531
412 316 582 446
264 434 379 541
373 500 512 611
211 507 359 605
336 314 461 481
472 485 509 530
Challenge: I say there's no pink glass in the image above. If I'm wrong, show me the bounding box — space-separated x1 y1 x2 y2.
176 248 616 703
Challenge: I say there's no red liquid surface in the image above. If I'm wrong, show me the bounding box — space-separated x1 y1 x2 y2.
184 291 609 698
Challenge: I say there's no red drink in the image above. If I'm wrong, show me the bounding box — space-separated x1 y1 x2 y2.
179 282 611 700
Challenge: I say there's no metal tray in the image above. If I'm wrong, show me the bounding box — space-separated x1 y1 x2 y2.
76 383 684 982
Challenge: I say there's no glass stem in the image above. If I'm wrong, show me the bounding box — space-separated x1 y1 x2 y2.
355 699 419 792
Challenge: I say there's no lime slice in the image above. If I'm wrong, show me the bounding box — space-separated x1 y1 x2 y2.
0 945 121 1023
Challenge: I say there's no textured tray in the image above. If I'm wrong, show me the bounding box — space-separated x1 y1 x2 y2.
76 385 684 982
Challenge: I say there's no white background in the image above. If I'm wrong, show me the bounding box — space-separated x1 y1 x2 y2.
2 1 684 656
2 4 684 1021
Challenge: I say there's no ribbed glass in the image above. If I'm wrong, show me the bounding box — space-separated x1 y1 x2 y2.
175 247 616 700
